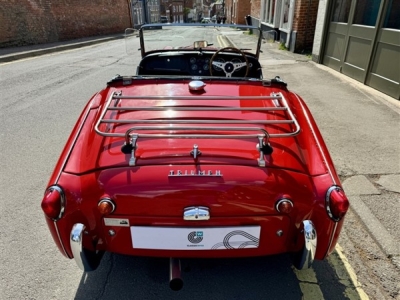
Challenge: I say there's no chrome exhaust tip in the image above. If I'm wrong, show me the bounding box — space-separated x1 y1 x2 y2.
169 258 183 291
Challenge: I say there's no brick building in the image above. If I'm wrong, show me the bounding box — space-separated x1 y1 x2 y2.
249 0 319 53
160 0 195 22
224 0 251 25
0 0 131 48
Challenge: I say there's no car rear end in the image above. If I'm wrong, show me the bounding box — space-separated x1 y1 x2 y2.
41 79 348 287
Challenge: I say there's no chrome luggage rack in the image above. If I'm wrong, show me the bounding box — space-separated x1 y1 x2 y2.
94 91 300 167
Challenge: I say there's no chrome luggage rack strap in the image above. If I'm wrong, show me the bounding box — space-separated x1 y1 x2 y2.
94 92 300 167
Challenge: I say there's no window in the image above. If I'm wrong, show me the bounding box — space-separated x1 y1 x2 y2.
280 0 292 30
383 0 400 29
353 0 381 26
262 0 276 25
331 0 352 23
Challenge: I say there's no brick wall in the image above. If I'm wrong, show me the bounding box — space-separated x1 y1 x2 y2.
0 0 131 48
236 0 251 25
225 0 251 25
292 0 319 52
250 0 261 19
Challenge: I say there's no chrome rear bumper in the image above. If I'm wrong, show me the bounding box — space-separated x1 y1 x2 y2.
293 220 317 270
70 221 316 272
70 223 103 272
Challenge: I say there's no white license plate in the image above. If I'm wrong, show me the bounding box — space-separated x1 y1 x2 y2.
130 226 260 250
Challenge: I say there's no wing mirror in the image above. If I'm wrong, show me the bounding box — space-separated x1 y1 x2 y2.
194 40 208 48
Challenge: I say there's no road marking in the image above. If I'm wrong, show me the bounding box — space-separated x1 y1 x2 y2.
328 244 370 300
293 244 369 299
217 35 228 48
293 267 324 299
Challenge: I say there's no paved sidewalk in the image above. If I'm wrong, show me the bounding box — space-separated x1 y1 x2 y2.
1 31 399 269
238 33 400 267
227 29 400 268
0 34 123 63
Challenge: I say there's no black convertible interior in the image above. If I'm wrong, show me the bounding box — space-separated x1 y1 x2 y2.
137 48 263 78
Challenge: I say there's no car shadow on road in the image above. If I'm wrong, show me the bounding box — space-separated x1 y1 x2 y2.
74 253 350 300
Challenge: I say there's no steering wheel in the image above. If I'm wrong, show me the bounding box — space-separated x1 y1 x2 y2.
209 47 249 77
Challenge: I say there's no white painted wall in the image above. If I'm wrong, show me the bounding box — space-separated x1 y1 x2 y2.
312 0 329 61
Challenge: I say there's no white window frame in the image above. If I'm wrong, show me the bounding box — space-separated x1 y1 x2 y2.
261 0 281 28
279 0 294 33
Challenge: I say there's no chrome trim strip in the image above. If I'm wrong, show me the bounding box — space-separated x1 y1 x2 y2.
51 99 95 257
55 100 95 184
293 94 340 259
324 186 343 257
326 222 338 258
46 185 68 257
54 221 69 258
293 93 336 185
115 95 282 100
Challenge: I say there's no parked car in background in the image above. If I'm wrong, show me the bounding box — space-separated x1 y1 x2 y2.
201 17 211 23
160 16 169 23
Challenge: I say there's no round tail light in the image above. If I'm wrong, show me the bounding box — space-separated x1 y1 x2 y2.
98 197 115 215
275 198 293 214
326 186 349 221
41 186 65 220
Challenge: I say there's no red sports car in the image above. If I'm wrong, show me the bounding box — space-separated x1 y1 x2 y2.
41 23 349 291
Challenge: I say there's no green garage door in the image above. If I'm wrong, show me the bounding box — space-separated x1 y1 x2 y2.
323 0 399 99
366 0 400 99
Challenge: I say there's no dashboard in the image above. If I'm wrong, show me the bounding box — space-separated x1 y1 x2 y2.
137 51 262 78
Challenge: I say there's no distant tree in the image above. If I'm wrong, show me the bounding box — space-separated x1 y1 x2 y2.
183 7 190 22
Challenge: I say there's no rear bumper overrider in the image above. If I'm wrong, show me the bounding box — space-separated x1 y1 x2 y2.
293 220 317 270
70 223 104 272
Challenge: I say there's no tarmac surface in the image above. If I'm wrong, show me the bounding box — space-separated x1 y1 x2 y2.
1 29 399 272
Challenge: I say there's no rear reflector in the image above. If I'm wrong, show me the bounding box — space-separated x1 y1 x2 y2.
41 186 64 220
275 198 293 214
98 197 115 215
326 186 349 221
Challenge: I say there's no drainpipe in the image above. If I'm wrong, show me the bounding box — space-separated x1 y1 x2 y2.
303 0 312 53
127 0 133 28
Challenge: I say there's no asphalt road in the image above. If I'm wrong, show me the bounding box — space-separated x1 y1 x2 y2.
0 27 399 299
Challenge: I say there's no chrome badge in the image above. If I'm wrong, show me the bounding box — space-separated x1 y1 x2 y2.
169 170 222 177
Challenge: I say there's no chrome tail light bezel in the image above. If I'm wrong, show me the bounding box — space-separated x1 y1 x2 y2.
42 185 65 221
325 185 349 222
98 197 116 215
275 198 294 214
